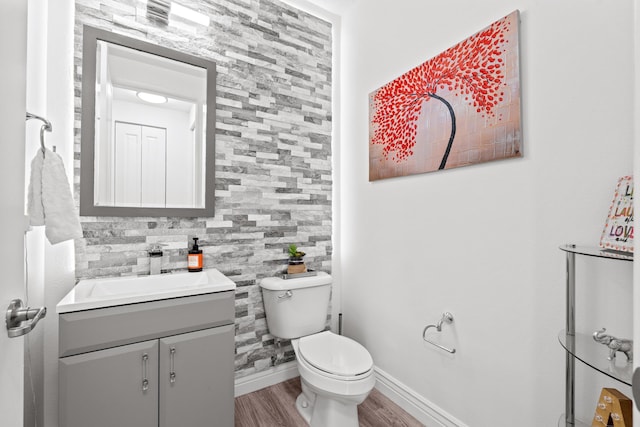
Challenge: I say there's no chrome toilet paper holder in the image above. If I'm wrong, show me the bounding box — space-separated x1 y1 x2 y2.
422 312 456 354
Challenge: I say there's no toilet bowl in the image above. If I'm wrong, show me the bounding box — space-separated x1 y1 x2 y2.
292 331 375 427
259 273 375 427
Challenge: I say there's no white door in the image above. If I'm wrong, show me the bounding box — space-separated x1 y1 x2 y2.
114 122 143 207
114 122 167 207
140 125 167 207
0 1 28 426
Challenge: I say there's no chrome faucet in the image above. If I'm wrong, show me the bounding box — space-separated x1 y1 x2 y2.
148 244 165 275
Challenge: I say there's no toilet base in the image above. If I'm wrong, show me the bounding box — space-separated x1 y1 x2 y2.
295 393 313 424
295 378 360 427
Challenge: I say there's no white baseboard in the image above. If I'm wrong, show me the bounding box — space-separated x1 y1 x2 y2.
234 361 299 397
234 362 466 427
374 366 467 427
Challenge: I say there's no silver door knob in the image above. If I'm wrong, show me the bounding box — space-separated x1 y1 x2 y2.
5 299 47 338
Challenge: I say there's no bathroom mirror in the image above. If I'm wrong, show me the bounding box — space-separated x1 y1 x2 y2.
80 25 216 217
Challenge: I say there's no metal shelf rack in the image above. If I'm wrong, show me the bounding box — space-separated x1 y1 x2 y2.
558 244 632 426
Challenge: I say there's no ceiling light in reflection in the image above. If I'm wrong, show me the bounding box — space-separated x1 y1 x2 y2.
136 91 168 104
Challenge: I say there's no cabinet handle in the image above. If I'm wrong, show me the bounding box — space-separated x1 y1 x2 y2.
142 353 149 392
169 347 176 384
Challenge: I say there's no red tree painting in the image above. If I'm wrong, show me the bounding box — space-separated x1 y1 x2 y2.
369 11 521 180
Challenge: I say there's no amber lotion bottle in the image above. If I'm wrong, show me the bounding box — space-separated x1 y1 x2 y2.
188 237 203 272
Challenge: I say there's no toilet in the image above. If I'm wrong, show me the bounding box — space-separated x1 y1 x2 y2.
260 272 375 427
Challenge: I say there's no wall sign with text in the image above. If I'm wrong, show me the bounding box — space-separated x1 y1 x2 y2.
600 176 634 253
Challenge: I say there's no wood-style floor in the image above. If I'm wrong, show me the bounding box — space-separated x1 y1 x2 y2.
235 377 424 427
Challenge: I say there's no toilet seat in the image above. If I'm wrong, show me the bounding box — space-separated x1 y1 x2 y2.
298 331 373 379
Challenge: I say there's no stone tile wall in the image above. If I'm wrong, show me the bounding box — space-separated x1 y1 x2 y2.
73 0 332 378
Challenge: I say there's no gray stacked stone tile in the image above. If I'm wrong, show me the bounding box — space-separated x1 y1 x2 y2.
73 0 332 378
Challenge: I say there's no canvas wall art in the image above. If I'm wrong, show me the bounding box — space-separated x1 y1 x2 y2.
369 10 522 181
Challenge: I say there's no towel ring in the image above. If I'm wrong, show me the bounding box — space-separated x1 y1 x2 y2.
422 312 456 354
26 112 53 155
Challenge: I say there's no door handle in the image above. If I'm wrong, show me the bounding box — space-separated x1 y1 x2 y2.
5 299 47 338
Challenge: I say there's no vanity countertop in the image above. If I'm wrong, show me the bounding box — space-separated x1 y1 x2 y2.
57 268 236 313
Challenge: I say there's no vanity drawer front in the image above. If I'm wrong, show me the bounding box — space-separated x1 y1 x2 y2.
59 291 234 358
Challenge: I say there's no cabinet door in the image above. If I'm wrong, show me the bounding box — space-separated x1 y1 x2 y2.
159 325 234 427
59 340 159 427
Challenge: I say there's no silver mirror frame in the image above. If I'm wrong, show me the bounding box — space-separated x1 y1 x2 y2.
79 25 216 217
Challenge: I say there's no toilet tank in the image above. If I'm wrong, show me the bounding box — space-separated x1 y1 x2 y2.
259 272 332 339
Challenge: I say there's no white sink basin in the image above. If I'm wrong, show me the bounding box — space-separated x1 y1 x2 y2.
57 269 236 313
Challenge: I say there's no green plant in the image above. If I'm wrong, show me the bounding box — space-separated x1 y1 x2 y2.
288 244 305 259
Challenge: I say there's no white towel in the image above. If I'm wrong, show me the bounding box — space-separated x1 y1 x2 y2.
27 150 45 226
27 148 83 245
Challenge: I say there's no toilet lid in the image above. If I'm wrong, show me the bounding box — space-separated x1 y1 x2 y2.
298 331 373 377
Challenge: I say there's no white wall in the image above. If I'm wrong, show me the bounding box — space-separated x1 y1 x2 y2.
24 1 47 426
634 0 639 425
42 1 76 426
338 0 634 425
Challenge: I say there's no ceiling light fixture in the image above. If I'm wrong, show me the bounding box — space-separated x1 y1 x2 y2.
170 3 210 26
136 91 168 104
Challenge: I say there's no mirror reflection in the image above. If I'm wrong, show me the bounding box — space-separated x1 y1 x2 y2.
94 40 207 209
80 25 216 217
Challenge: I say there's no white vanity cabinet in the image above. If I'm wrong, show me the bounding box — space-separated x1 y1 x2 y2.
58 290 235 427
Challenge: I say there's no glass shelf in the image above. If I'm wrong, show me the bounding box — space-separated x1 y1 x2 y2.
559 244 633 262
557 414 588 427
558 330 633 386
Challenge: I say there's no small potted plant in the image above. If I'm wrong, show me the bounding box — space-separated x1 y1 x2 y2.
287 244 306 274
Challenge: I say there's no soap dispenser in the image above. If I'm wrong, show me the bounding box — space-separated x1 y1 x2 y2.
188 237 203 272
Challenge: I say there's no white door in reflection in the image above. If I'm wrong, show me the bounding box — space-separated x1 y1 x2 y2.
91 38 207 211
114 122 167 207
